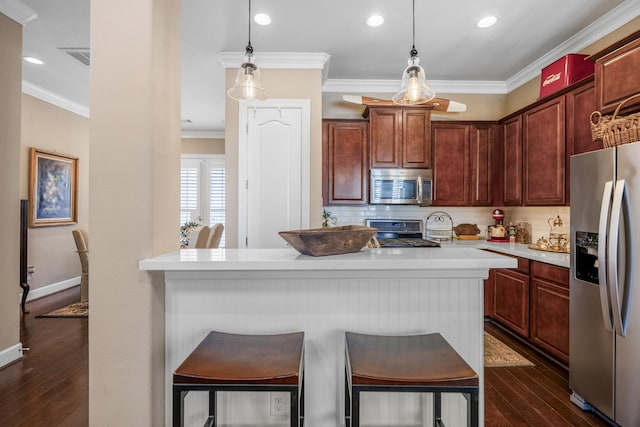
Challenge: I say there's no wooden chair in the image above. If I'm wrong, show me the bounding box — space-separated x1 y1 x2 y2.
345 331 479 427
187 225 210 248
173 330 304 427
71 227 89 302
206 223 224 248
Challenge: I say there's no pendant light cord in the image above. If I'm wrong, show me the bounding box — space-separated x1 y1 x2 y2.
246 0 253 55
410 0 417 58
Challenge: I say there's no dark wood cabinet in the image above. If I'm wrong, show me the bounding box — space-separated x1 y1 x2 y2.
530 261 570 364
494 268 530 338
502 115 523 206
566 78 597 155
590 29 640 115
322 119 369 205
431 122 496 206
369 108 431 168
431 123 469 206
523 96 566 206
470 124 495 206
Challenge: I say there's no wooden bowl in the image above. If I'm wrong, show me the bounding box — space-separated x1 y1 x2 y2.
279 225 378 256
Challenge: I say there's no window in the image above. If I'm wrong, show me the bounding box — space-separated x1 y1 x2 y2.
180 155 226 247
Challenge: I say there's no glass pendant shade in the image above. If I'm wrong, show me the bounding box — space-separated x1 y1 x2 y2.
392 55 435 105
227 54 269 101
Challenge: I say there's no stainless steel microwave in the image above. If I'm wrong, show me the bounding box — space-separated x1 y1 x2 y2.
370 168 432 206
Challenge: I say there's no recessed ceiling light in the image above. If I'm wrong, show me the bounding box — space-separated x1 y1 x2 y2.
254 13 271 26
366 15 384 27
23 56 44 65
477 16 498 29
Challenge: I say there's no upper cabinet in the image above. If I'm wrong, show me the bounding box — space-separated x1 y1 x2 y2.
369 108 431 168
589 29 640 115
522 96 566 206
322 119 369 206
431 122 496 206
502 115 523 206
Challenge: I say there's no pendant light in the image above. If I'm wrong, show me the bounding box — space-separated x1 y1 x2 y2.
227 0 269 101
392 0 435 105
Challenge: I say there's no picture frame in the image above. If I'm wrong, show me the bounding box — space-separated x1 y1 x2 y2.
28 148 78 227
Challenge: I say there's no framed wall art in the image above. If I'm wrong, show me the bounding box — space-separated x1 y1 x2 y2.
28 148 78 227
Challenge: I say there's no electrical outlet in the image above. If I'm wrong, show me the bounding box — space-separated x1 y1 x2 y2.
269 392 289 416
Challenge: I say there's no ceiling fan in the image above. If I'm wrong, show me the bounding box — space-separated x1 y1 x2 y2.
342 95 467 113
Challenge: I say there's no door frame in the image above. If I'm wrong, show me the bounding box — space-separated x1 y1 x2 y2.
237 99 311 247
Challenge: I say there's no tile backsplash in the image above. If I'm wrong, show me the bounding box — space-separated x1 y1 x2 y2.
322 205 570 242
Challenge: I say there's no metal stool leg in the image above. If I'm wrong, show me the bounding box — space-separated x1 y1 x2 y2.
352 388 360 427
434 392 445 427
469 391 479 427
344 370 351 427
290 388 299 427
173 387 185 427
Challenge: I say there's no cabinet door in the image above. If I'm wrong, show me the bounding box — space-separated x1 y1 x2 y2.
494 269 530 338
402 110 431 168
523 97 566 205
530 278 569 364
502 115 523 205
594 34 640 115
470 124 494 206
567 80 597 155
370 109 402 168
432 123 469 206
322 120 369 205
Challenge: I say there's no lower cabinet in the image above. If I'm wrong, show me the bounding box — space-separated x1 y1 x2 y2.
494 269 530 338
487 254 570 364
530 262 570 364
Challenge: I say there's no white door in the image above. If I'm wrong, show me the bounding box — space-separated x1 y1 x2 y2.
238 100 310 248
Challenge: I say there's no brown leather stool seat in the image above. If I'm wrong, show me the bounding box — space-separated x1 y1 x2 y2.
173 330 304 427
345 332 478 427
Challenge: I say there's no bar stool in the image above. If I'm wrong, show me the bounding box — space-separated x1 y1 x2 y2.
173 330 304 427
345 332 479 427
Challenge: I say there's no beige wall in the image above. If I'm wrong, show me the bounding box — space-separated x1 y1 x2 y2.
323 92 508 122
181 137 224 154
20 95 90 291
225 68 323 248
89 0 180 424
0 12 22 361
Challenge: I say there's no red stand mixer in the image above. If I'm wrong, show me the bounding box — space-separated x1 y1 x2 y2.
487 209 508 242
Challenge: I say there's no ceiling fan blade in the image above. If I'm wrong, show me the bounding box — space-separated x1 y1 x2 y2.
342 95 467 113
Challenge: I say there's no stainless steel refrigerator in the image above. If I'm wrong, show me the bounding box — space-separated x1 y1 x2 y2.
570 141 639 426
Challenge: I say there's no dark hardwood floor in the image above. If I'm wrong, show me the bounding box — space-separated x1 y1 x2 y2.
0 288 611 426
0 286 87 427
484 321 610 426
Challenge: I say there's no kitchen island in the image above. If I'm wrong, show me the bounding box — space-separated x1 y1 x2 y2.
140 247 516 427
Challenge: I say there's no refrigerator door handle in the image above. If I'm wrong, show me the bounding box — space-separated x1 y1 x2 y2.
598 180 614 332
609 179 630 336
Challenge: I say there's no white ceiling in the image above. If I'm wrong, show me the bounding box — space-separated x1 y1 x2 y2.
14 0 640 135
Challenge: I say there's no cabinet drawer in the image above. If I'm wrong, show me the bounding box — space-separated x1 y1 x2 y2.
531 261 568 287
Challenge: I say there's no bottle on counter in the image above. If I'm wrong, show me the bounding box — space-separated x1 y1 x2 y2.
508 222 517 243
515 221 531 244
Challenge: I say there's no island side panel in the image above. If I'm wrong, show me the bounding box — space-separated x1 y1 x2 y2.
165 274 484 427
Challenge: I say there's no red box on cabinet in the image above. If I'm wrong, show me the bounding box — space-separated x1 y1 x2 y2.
539 54 594 98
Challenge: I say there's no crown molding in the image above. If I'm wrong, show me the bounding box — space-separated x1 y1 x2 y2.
0 0 36 25
218 52 330 70
22 81 90 118
181 130 225 139
506 0 640 92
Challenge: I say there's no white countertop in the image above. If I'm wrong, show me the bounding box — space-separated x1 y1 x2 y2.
441 240 570 268
139 246 517 272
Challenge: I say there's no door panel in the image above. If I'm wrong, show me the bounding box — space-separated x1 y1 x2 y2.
569 148 615 419
614 142 640 426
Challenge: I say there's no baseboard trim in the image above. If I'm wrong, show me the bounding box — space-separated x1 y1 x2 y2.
21 276 80 302
0 343 23 370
